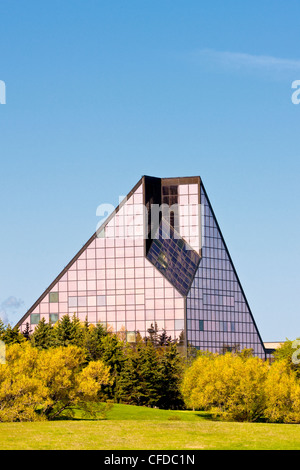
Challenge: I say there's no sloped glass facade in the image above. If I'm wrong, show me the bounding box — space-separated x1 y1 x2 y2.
17 175 266 358
18 180 185 342
186 186 265 358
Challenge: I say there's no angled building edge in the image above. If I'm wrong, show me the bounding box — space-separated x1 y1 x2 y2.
16 175 267 359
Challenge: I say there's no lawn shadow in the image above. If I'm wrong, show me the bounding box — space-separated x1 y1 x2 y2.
194 412 219 421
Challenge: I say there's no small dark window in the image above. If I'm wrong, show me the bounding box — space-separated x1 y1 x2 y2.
49 292 59 303
50 313 59 324
30 314 40 325
199 320 204 331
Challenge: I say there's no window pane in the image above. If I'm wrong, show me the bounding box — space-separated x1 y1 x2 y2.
31 313 40 324
78 296 87 307
126 331 136 343
49 292 59 303
97 295 106 306
68 296 77 308
175 319 184 330
50 313 59 324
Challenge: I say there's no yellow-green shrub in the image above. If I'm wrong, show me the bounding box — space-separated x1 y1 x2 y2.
264 359 300 423
181 352 268 422
0 342 112 422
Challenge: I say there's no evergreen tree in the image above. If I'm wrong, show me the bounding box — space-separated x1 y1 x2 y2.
138 342 161 406
31 318 56 349
0 318 6 338
55 314 83 347
116 345 144 405
117 341 161 407
83 323 108 361
98 333 125 398
1 324 24 345
156 343 184 409
146 322 159 347
22 322 32 341
158 328 173 346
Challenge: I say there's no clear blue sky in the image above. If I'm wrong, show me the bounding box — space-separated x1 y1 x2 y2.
1 0 300 342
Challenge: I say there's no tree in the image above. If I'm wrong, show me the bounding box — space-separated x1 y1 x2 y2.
146 322 159 347
83 323 108 361
0 319 6 338
0 342 48 422
158 329 173 347
156 343 184 409
55 314 83 347
273 338 300 378
116 341 160 406
31 318 56 349
38 345 112 419
22 322 32 341
97 333 125 399
1 324 24 345
181 351 269 422
116 344 145 405
116 341 184 409
137 342 161 406
0 342 113 422
264 359 300 423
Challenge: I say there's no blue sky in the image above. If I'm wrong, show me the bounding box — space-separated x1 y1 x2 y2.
1 0 300 341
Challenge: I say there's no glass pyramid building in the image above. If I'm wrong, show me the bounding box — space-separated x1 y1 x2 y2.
17 176 266 358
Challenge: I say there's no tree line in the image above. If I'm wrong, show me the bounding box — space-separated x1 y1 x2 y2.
0 315 186 421
1 316 300 423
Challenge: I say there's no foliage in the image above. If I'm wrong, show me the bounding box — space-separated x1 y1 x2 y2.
181 352 269 422
116 341 184 409
181 344 300 424
0 322 25 345
54 313 84 347
4 318 300 424
0 342 48 422
264 359 300 423
273 338 300 377
0 342 112 422
31 317 57 349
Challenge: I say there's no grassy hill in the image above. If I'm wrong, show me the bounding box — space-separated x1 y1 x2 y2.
1 403 300 450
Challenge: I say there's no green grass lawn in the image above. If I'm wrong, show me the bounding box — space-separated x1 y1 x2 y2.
1 404 300 450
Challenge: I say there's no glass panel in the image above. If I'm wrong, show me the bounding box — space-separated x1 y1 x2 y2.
126 331 136 343
97 295 106 306
146 219 200 296
68 296 77 307
186 185 266 358
50 313 59 323
49 292 59 303
174 319 184 330
78 296 87 307
30 313 40 324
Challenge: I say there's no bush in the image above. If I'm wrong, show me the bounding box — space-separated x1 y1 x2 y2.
181 349 300 423
264 359 300 424
0 342 113 422
181 351 268 422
